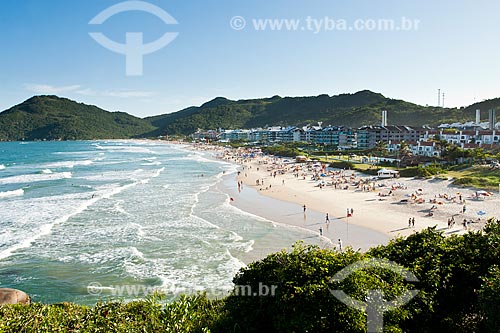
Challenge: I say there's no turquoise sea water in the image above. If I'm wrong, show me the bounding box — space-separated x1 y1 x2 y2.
0 140 321 304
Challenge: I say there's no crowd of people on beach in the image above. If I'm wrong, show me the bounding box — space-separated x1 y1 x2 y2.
189 143 496 247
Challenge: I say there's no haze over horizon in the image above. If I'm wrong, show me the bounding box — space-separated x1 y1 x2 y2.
1 0 499 117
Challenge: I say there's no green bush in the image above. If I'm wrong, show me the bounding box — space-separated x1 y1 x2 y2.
398 167 420 177
3 224 500 332
261 146 303 158
221 244 410 333
0 294 222 333
328 161 355 169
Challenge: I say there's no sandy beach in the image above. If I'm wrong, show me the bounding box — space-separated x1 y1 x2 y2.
221 175 389 254
192 144 500 250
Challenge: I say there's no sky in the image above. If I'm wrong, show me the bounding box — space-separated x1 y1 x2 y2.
0 0 499 118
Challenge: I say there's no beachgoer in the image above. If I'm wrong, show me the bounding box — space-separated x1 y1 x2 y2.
462 205 466 214
303 204 307 213
338 239 343 251
412 217 415 228
319 227 323 236
350 208 354 215
409 218 412 228
326 213 330 223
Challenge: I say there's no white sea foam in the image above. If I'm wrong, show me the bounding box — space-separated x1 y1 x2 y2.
0 141 331 302
216 249 247 279
0 193 99 261
52 151 96 155
79 168 161 182
190 214 221 230
112 200 132 216
0 189 24 199
0 166 165 261
43 160 94 168
141 161 162 166
221 194 276 224
41 169 53 174
129 247 145 260
0 164 5 170
228 231 243 242
170 155 231 166
96 168 165 198
130 223 146 238
0 172 72 185
94 145 156 154
241 240 255 253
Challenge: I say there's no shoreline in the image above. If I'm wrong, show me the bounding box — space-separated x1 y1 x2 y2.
190 143 393 255
233 156 474 238
189 143 499 244
221 173 390 254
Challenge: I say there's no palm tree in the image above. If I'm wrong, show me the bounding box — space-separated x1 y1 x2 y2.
399 140 412 159
373 141 388 157
434 139 450 160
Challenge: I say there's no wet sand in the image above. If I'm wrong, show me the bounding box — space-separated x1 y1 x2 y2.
222 175 390 256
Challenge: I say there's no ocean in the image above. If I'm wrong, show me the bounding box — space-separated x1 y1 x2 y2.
0 140 321 304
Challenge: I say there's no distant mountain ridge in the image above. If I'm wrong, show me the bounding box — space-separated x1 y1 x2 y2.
1 91 500 140
0 95 155 141
145 90 500 135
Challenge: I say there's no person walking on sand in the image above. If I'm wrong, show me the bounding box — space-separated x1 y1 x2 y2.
319 227 323 236
412 217 415 228
325 213 330 223
350 208 354 216
303 204 307 213
408 218 412 228
338 239 343 252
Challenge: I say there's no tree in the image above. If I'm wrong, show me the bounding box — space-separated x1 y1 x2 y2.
399 140 412 159
373 141 388 157
221 243 416 333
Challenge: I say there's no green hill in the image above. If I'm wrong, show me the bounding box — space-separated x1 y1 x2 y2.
0 96 156 141
145 90 500 135
1 92 500 141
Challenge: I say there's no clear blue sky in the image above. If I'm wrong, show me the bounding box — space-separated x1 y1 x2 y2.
1 0 499 117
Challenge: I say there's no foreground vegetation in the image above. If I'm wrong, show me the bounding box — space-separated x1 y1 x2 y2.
2 222 500 332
